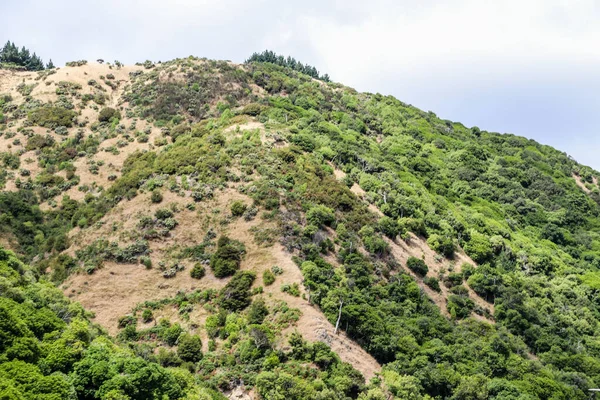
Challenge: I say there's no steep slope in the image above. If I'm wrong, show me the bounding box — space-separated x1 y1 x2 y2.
1 56 600 399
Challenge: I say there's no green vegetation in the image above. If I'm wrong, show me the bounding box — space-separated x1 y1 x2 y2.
98 106 121 122
263 269 276 286
406 256 429 276
0 41 48 70
247 50 331 82
218 271 255 311
210 235 246 278
2 54 600 398
190 262 206 279
230 200 247 216
28 106 77 128
0 247 225 399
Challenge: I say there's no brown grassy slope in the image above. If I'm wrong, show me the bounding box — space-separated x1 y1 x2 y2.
62 186 381 379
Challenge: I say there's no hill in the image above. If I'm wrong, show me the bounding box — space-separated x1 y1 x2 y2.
1 55 600 399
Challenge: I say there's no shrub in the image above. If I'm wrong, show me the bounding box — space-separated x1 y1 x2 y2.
378 216 401 239
155 208 174 220
177 334 203 362
447 294 475 319
444 272 463 288
424 277 441 292
241 103 264 116
271 265 283 275
427 234 455 258
118 315 137 328
281 283 301 297
161 322 184 346
248 298 269 324
25 134 55 151
28 106 76 128
150 189 163 203
464 232 493 264
230 200 247 216
263 270 275 286
98 107 121 122
140 256 152 269
142 309 153 322
210 236 246 278
190 263 205 279
306 205 335 227
218 271 256 311
406 256 428 276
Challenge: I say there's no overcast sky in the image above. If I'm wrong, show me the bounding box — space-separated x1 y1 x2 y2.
3 0 600 169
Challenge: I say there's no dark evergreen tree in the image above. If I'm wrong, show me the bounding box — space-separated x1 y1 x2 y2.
0 40 47 71
246 50 330 81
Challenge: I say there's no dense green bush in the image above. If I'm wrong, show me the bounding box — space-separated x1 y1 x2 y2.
150 189 163 203
306 204 335 227
218 271 255 311
142 309 153 322
210 236 246 278
177 334 203 362
98 107 121 122
406 256 428 276
28 106 76 128
230 200 247 216
190 263 206 279
426 234 455 258
262 269 275 286
424 276 441 292
247 298 269 324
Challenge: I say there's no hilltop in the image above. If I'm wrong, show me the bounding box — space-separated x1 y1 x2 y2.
1 54 600 399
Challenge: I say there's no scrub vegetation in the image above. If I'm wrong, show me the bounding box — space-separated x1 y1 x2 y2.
0 50 600 399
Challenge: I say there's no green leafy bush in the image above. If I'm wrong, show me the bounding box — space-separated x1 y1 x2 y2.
230 200 247 216
210 236 246 278
262 269 275 286
218 271 255 311
406 256 428 276
142 309 153 322
177 334 203 362
426 234 455 258
28 106 76 128
424 276 441 292
306 205 335 227
150 189 163 203
190 263 206 279
98 107 121 122
248 298 269 324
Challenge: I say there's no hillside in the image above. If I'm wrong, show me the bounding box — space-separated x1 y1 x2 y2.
1 55 600 399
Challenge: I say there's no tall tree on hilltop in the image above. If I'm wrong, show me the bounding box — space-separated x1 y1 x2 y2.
0 40 47 71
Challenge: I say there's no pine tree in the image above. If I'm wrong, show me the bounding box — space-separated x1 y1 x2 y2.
0 41 47 71
46 59 55 69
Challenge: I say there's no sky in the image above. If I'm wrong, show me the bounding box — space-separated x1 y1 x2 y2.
2 0 600 168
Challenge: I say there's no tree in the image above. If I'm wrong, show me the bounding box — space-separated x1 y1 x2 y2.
210 236 246 278
218 271 255 311
248 298 269 324
0 41 46 71
406 256 428 276
246 50 331 81
177 334 202 362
